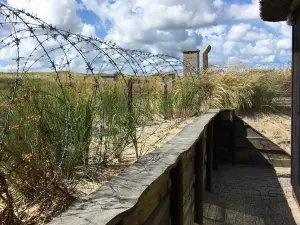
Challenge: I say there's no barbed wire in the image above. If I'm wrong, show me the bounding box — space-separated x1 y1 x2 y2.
0 3 205 224
0 2 292 224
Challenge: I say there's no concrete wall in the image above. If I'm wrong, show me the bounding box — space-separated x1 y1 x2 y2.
183 50 200 76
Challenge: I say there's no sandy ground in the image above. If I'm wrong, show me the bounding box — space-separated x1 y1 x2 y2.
242 113 291 155
75 116 196 196
0 117 196 224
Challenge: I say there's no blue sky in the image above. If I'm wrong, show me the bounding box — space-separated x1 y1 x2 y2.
0 0 292 70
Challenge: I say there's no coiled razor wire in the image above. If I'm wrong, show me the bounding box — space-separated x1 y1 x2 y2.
0 3 205 224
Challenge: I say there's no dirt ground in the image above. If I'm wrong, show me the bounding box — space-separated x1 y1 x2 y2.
75 116 196 196
242 113 291 155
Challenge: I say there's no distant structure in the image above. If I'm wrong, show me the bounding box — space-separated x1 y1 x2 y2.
182 49 200 76
152 72 175 84
203 45 211 71
99 73 118 82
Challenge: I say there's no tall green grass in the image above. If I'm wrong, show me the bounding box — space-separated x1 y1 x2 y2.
202 68 291 113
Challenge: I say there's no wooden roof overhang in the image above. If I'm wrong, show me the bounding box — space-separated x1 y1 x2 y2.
260 0 300 25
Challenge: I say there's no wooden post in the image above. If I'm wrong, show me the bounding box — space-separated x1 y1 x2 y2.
127 79 138 159
127 79 133 119
195 130 206 224
170 159 184 225
206 122 213 192
230 110 236 166
116 220 124 225
291 10 300 204
163 81 169 119
202 45 211 71
212 115 219 170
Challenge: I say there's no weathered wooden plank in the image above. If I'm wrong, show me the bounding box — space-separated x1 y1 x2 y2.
213 114 220 170
123 173 169 225
144 195 170 225
292 11 300 206
123 175 169 225
195 133 205 224
170 159 184 225
183 190 194 220
135 174 169 207
182 147 195 169
182 159 195 192
230 110 236 166
206 121 213 191
183 178 194 205
183 194 195 225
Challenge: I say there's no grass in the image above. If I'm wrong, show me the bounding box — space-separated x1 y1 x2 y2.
0 67 291 223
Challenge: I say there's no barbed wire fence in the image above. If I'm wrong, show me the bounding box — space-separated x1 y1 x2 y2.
0 3 207 224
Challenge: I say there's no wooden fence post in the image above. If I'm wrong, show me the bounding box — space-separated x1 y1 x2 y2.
213 115 219 170
127 79 138 159
163 81 169 119
230 110 236 166
195 129 206 224
206 122 213 192
127 79 133 119
170 159 184 225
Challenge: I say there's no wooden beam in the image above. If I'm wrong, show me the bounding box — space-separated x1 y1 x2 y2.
213 115 219 170
170 159 184 225
231 110 236 166
291 10 300 202
206 122 213 192
195 131 206 224
115 220 124 225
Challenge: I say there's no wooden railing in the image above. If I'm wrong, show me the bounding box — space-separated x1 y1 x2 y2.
49 109 237 225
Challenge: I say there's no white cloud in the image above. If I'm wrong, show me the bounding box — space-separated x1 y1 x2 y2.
7 0 81 31
0 0 100 72
264 21 292 38
276 38 292 50
280 50 291 56
240 41 274 55
262 55 276 63
196 25 227 37
227 0 260 20
0 0 293 70
243 27 270 41
223 41 238 56
81 24 96 37
226 24 270 42
212 0 224 9
227 23 251 41
7 0 94 36
81 0 217 52
226 56 250 66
